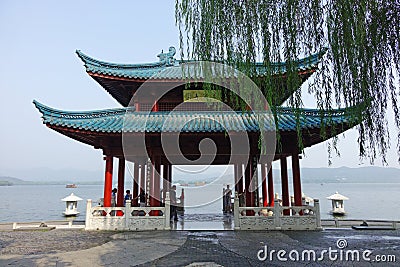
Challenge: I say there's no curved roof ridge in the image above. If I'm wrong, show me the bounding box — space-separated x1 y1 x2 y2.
277 106 352 117
33 100 131 119
255 48 327 67
34 99 358 119
33 104 356 134
254 47 328 73
76 50 166 69
76 47 327 77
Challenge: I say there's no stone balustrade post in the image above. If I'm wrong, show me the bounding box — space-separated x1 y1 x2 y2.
85 199 92 230
314 198 322 230
234 192 240 230
125 200 131 230
274 199 281 230
164 192 171 230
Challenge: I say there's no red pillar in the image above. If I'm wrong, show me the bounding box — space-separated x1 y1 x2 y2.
162 163 170 203
267 162 274 207
261 163 268 207
151 101 159 112
115 158 125 216
234 163 245 207
255 165 260 207
154 157 161 206
280 156 290 215
244 161 251 207
132 162 139 206
244 158 255 215
103 156 113 207
117 158 125 208
149 162 155 206
149 156 161 215
292 153 302 207
237 164 243 196
234 163 239 194
168 164 172 184
140 163 146 192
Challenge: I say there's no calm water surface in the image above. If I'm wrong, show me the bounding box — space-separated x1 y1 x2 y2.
0 182 399 223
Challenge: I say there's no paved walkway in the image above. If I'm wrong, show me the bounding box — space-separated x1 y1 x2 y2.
0 229 399 266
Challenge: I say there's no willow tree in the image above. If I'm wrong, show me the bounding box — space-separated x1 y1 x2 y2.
175 0 400 164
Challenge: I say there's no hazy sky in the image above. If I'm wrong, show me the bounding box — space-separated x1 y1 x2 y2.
0 0 399 175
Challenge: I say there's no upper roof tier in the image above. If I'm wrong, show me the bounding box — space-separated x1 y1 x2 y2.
76 47 327 107
76 46 326 80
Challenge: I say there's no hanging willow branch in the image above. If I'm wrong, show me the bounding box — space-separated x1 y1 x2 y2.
175 0 400 164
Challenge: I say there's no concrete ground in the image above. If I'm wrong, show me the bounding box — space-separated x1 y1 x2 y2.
0 228 399 266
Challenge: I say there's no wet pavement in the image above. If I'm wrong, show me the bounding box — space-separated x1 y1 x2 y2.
170 214 234 230
0 228 399 266
140 232 251 266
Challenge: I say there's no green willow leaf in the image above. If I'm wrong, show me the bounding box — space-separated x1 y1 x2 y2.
176 0 400 164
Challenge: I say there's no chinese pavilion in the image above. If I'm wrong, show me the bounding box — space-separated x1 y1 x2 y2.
34 47 359 230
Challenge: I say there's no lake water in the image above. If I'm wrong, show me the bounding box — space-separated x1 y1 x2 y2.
0 182 399 223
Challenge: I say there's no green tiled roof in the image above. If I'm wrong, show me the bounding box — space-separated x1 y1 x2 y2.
76 47 327 80
33 100 353 133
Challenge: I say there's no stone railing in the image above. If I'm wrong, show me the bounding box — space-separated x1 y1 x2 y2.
85 194 171 231
321 219 399 229
234 196 321 231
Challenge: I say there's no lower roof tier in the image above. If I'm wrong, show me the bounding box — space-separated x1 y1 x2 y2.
33 101 361 161
33 100 357 133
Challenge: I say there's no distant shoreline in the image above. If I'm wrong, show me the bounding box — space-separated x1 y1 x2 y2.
0 178 103 186
0 182 104 186
2 165 400 185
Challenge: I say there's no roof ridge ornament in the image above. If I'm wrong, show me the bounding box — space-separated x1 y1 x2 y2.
157 46 176 66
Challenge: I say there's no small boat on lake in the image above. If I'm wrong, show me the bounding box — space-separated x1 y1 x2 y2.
66 184 77 188
327 192 349 216
0 181 12 186
61 193 83 216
